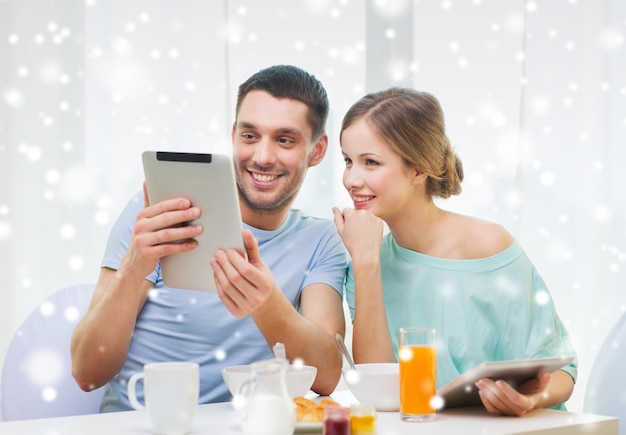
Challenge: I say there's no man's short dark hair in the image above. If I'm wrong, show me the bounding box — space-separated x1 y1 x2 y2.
235 65 329 141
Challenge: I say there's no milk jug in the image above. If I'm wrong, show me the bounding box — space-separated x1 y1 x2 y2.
240 358 296 435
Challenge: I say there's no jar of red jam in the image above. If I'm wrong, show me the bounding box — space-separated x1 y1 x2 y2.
323 406 350 435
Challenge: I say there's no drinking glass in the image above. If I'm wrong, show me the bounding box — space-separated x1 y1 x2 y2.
398 328 436 422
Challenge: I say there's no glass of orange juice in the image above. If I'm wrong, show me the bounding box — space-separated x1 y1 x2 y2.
398 327 436 422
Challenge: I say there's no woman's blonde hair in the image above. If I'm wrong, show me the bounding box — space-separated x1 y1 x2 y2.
340 87 463 198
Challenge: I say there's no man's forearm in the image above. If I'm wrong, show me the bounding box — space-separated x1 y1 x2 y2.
71 269 148 391
251 286 343 396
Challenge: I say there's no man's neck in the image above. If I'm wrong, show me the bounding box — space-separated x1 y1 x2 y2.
240 202 291 231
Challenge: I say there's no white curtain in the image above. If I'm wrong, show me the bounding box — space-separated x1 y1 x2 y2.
1 0 624 412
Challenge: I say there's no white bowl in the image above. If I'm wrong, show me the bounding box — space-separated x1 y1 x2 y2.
342 363 400 411
222 363 317 398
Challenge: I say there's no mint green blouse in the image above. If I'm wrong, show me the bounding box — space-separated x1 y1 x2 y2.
345 235 577 409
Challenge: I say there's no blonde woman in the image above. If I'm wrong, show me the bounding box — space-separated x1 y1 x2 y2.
333 88 576 416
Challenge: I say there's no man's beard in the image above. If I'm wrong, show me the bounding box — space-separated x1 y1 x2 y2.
236 180 300 215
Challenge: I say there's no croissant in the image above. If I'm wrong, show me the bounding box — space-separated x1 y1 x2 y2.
293 397 340 423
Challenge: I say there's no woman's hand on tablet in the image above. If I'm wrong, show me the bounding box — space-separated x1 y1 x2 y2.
475 372 550 416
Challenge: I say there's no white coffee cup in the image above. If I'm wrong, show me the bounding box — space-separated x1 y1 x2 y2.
128 362 200 435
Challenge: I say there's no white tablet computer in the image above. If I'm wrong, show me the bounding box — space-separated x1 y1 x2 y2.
437 356 575 409
142 151 245 292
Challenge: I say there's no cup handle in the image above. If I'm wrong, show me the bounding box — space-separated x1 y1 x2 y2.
127 372 145 410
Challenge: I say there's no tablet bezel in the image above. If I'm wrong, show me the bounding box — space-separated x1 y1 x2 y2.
437 356 575 409
142 151 245 292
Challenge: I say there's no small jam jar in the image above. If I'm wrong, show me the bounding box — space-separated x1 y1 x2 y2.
323 406 350 435
350 403 377 435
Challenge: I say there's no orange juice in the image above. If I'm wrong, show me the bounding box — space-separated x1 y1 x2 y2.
399 344 436 416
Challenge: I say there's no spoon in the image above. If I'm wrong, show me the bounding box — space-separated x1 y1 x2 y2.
335 333 357 370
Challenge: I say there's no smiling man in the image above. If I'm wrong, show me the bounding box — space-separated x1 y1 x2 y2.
71 65 348 411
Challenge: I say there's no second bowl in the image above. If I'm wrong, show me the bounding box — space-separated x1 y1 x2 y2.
342 363 400 411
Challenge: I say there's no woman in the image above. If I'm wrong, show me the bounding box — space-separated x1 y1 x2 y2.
332 88 577 416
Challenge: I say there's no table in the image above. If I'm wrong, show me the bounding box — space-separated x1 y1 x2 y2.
0 390 617 435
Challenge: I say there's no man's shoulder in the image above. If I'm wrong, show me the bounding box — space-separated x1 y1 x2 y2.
110 190 144 227
287 209 335 230
121 190 145 213
283 210 343 249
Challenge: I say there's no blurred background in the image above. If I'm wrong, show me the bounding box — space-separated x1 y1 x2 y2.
0 0 624 412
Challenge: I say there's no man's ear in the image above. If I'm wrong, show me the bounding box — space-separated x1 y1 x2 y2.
231 123 237 144
308 134 328 168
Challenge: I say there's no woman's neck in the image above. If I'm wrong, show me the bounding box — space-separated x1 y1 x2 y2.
386 198 448 255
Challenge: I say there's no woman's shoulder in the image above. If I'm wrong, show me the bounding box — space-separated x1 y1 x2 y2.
448 213 515 259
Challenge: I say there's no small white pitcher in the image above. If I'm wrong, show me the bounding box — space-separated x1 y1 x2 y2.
239 358 296 435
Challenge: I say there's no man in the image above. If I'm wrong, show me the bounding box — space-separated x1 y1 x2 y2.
71 65 348 411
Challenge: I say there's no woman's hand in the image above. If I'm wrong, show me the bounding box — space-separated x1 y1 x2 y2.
332 207 384 264
475 372 551 417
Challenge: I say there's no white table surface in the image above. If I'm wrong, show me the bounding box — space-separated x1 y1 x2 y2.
0 390 618 435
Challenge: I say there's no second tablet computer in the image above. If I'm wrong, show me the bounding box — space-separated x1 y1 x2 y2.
437 356 575 408
142 151 245 292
